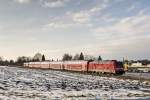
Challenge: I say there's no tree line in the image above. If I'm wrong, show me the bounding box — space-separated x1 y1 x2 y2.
0 53 46 66
62 52 102 61
0 52 102 66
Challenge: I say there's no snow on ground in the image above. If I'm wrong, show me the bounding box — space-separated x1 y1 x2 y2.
124 72 150 80
0 66 150 100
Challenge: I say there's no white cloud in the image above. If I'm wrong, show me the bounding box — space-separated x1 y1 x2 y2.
93 14 150 40
90 4 107 13
42 16 74 29
42 0 112 30
42 0 70 8
91 14 150 59
44 22 73 29
65 0 110 24
44 1 64 8
41 0 110 29
43 21 92 31
43 14 93 30
71 11 91 23
14 0 31 4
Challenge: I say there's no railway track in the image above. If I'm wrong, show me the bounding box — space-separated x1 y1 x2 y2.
18 66 150 82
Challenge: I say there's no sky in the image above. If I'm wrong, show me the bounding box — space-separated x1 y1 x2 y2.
0 0 150 60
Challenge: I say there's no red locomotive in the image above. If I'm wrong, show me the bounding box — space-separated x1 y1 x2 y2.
24 60 124 74
88 60 124 74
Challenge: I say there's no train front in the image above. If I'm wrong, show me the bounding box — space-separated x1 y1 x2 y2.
115 61 125 74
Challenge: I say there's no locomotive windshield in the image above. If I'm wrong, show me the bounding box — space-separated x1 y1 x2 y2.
116 62 123 68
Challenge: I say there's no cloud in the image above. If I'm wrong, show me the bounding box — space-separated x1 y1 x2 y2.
90 3 107 13
70 11 91 23
42 16 74 29
14 0 31 4
43 21 92 31
44 22 73 29
3 0 150 60
93 14 150 40
42 0 112 30
43 14 93 30
91 13 150 59
42 0 69 8
65 0 110 24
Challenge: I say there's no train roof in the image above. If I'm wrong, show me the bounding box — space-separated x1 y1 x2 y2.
91 60 118 64
24 60 120 64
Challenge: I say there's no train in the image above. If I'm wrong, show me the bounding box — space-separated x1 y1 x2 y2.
24 60 125 75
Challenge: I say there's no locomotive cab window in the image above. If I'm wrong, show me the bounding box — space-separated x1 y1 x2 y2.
116 62 123 68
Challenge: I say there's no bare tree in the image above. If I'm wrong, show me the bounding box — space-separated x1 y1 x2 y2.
84 55 96 61
62 53 72 61
33 53 42 61
16 56 31 66
73 54 80 60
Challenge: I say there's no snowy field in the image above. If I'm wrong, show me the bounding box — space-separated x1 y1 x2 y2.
124 72 150 80
0 66 150 100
